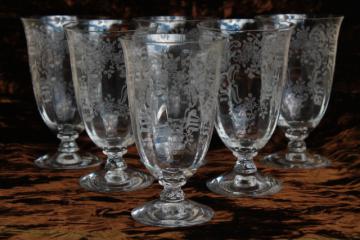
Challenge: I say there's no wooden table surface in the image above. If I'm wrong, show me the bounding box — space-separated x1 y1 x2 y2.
0 92 359 240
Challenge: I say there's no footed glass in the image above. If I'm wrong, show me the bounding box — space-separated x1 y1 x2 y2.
200 19 293 197
22 16 100 169
121 22 224 227
66 20 153 192
257 14 344 169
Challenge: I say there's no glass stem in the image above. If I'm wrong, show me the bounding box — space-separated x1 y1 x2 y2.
57 131 79 153
233 149 258 175
103 147 128 183
285 127 309 162
159 169 186 203
232 149 258 188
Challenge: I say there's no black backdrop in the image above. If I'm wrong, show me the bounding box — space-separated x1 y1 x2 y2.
0 0 359 99
0 0 358 147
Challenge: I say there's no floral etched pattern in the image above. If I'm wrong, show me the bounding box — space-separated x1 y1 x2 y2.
124 34 222 175
231 93 259 135
67 26 133 149
70 34 129 123
228 34 262 80
218 31 288 137
23 17 81 130
285 21 340 112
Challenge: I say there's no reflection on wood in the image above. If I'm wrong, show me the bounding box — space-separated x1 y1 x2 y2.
0 92 359 239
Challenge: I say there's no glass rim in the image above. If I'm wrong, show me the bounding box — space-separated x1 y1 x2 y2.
256 13 344 21
198 19 295 33
21 15 76 22
65 28 144 34
64 20 140 33
121 32 225 44
134 16 213 23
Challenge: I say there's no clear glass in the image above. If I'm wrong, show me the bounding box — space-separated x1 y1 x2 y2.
66 20 153 192
200 19 293 197
22 16 100 169
134 17 214 176
121 22 224 227
257 14 344 169
135 16 212 34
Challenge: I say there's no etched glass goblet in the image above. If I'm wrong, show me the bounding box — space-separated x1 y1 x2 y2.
200 19 293 197
66 20 153 192
257 14 344 169
121 25 224 227
134 17 213 177
22 16 100 169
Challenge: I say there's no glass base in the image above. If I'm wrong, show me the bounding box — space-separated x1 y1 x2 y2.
207 170 281 197
79 167 154 192
261 151 331 169
35 151 101 170
131 199 214 227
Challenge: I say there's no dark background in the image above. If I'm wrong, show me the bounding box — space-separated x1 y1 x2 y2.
0 0 359 146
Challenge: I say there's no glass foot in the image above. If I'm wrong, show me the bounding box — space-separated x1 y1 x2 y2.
207 171 281 197
261 151 331 169
35 151 101 170
80 167 154 192
131 199 214 227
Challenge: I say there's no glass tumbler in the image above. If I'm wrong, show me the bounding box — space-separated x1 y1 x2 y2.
22 16 100 169
258 14 344 169
121 24 224 226
200 19 293 197
66 20 154 192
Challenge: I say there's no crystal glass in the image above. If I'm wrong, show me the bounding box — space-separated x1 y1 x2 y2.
257 14 344 169
121 22 224 227
135 17 212 177
200 19 293 197
66 20 154 192
135 16 212 34
22 16 100 169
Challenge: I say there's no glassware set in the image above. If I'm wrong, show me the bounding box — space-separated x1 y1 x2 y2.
22 15 343 227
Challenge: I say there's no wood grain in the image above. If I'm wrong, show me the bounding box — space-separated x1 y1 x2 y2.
0 92 359 239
